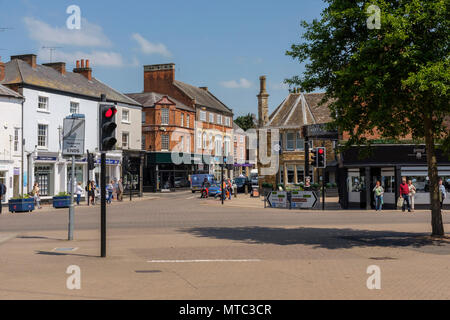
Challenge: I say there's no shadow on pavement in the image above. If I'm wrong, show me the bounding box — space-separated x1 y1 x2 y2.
35 251 98 258
181 226 450 252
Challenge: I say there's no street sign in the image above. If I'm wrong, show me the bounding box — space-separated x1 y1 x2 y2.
267 191 288 208
62 115 85 156
304 124 338 140
290 191 318 209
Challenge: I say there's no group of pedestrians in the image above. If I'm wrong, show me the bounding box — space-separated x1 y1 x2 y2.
373 177 447 212
80 179 125 205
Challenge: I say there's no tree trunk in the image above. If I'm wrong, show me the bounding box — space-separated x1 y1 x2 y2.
424 117 444 237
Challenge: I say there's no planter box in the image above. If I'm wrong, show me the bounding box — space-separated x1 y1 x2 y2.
9 198 35 213
53 196 71 208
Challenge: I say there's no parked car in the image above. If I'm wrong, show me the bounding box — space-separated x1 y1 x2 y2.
174 177 190 188
190 174 216 193
234 176 251 193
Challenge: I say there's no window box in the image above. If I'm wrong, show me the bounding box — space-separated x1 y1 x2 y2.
53 195 71 208
8 198 35 213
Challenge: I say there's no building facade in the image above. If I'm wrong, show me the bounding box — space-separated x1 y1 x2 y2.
138 63 234 183
0 81 24 204
257 76 335 189
1 54 142 198
126 92 197 191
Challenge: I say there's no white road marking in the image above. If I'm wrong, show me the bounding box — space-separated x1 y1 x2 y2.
186 196 196 200
147 259 261 263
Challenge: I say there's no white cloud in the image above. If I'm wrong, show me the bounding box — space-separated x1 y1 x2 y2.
131 33 172 57
38 48 124 67
269 82 289 91
24 17 112 47
220 78 253 89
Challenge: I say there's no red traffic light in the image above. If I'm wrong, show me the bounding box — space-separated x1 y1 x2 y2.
105 107 117 118
318 148 324 154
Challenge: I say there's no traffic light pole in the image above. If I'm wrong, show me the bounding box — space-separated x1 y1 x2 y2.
322 168 325 211
101 151 106 257
304 136 310 184
68 155 75 240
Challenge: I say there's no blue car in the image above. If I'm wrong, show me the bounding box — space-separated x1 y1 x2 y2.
190 174 216 193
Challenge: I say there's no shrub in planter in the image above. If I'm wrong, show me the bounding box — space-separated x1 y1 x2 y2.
9 195 35 213
53 192 72 209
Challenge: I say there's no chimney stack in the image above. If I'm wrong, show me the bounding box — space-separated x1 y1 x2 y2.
0 57 5 82
43 62 66 75
73 58 92 81
10 54 37 69
143 63 175 93
257 75 269 127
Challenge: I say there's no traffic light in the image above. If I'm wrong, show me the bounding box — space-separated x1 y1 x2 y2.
87 151 95 170
310 148 317 167
99 104 117 151
316 147 326 168
123 155 130 173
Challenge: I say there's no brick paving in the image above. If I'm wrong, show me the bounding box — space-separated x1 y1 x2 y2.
0 192 449 299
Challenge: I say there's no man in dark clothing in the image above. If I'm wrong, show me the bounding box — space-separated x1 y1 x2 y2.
399 177 411 212
0 182 6 214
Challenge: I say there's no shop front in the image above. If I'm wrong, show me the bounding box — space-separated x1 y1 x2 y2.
337 145 450 209
144 152 210 192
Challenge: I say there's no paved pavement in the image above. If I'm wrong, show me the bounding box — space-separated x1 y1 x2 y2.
0 191 449 299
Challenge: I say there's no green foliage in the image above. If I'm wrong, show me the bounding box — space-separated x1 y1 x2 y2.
262 182 273 189
234 113 256 131
286 0 449 235
286 0 449 148
55 192 70 197
10 194 32 200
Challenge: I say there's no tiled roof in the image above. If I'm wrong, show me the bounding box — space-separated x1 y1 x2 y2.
1 59 141 106
173 80 232 115
0 84 22 99
266 92 332 128
125 92 194 112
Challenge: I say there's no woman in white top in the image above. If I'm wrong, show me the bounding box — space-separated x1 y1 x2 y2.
76 182 83 205
408 180 417 212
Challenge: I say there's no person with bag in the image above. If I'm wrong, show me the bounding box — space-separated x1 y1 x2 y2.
408 179 417 212
76 182 83 206
373 181 384 212
32 182 42 209
399 177 411 212
439 178 447 209
0 181 6 214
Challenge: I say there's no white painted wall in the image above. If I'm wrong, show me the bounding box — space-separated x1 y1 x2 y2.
0 95 23 202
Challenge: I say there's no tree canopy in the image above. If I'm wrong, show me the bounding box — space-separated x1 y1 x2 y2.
286 0 449 236
234 113 257 131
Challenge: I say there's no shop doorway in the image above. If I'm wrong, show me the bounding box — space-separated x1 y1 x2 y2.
0 172 6 203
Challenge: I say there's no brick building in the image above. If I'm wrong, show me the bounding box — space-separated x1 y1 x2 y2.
126 92 197 191
139 63 234 182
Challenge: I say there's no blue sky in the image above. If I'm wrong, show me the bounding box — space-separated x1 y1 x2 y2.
0 0 327 117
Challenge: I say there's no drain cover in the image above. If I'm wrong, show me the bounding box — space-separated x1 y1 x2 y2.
135 270 162 274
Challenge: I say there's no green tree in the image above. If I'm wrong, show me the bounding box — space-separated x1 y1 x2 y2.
234 113 256 131
286 0 449 236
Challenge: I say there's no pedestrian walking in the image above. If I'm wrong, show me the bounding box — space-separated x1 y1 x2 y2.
32 182 42 209
408 179 417 212
439 178 447 210
117 179 124 201
227 179 232 200
0 181 6 214
399 177 411 212
372 181 384 211
76 182 83 205
106 181 114 204
89 180 96 205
